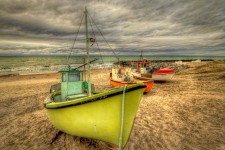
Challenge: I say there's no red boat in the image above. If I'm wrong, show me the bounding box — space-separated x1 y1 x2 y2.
152 68 175 81
130 60 150 74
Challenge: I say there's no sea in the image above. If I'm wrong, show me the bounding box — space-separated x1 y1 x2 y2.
0 55 224 74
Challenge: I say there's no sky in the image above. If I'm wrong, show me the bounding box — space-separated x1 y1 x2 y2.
0 0 225 56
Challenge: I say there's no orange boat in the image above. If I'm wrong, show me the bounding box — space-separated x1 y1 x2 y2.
110 64 154 93
109 78 154 93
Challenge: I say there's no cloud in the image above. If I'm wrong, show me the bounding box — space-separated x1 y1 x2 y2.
0 0 224 56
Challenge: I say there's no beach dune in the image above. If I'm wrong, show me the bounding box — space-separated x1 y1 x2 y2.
0 61 225 150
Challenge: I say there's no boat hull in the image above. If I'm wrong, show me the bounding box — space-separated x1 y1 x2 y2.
45 84 145 148
152 73 174 81
109 79 153 93
152 68 175 81
133 74 152 81
133 72 174 82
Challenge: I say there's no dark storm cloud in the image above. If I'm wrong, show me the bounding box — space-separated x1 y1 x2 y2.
0 15 71 36
0 0 224 55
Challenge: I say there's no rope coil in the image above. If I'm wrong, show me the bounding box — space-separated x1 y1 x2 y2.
119 85 127 150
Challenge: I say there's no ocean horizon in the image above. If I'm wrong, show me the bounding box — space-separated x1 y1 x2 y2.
0 55 224 73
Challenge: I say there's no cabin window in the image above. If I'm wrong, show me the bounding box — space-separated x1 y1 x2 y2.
62 73 66 82
68 73 80 82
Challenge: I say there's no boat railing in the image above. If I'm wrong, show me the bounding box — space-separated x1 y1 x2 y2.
50 83 61 93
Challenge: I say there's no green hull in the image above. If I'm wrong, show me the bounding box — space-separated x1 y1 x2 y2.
45 83 145 148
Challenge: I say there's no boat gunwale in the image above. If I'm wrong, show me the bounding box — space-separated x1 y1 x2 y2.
133 75 152 80
110 79 154 83
45 83 146 109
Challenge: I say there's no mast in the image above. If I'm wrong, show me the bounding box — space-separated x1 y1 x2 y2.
85 6 91 96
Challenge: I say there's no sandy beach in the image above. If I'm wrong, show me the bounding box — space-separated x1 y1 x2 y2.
0 60 225 150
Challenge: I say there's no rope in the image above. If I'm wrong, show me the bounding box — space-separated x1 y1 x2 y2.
119 85 127 150
88 14 104 64
67 13 85 66
88 14 110 77
88 14 119 61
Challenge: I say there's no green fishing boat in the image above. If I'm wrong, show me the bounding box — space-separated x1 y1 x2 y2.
44 6 145 149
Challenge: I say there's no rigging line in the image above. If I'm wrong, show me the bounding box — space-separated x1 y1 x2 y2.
95 39 104 64
67 13 85 66
88 14 119 61
88 14 104 64
88 15 109 76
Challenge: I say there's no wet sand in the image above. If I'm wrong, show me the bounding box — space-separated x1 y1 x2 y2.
0 61 225 150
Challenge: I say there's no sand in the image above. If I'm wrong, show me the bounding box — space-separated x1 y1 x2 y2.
0 61 225 150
